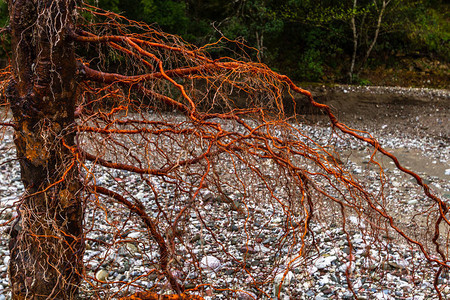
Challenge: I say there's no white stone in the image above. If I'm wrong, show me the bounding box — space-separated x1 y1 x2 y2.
236 291 257 300
386 273 397 282
307 265 318 275
348 216 360 225
303 280 313 289
200 256 221 271
95 269 109 281
319 274 331 285
374 292 394 300
339 261 355 273
127 231 141 239
354 168 362 174
135 191 146 200
126 243 138 253
274 271 294 286
273 271 295 297
256 243 271 253
353 278 362 289
272 217 282 224
314 255 337 269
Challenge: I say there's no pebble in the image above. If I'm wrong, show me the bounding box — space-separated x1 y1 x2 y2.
274 271 294 287
95 269 109 281
339 262 356 273
126 231 141 239
125 243 138 254
314 255 337 269
200 256 221 271
236 291 256 300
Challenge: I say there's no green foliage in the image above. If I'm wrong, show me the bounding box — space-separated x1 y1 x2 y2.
0 0 9 64
0 0 447 83
407 6 449 60
0 1 8 27
351 75 372 86
294 49 324 81
140 1 189 33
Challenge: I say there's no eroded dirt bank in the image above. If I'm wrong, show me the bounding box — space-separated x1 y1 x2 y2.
304 85 449 196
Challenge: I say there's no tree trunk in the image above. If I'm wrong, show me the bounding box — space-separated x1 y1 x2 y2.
6 0 83 299
349 0 358 83
356 0 390 77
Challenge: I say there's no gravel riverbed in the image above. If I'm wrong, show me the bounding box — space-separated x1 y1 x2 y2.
0 87 449 299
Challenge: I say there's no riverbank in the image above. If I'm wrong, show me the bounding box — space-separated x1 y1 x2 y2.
0 86 449 299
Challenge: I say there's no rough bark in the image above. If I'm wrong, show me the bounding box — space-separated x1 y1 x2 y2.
6 0 83 299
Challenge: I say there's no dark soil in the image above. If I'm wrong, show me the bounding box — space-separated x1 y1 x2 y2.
298 84 449 190
300 84 449 138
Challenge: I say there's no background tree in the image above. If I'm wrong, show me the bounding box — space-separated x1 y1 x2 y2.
0 1 448 82
0 1 448 300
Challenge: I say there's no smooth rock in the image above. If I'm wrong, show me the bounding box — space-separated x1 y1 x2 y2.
96 269 109 281
126 243 139 253
127 231 141 239
274 271 294 286
314 255 337 269
239 246 257 254
236 291 257 300
273 271 294 296
135 191 145 200
200 256 221 271
339 262 355 273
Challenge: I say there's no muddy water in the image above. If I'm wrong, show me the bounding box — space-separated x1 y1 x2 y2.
384 147 448 179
